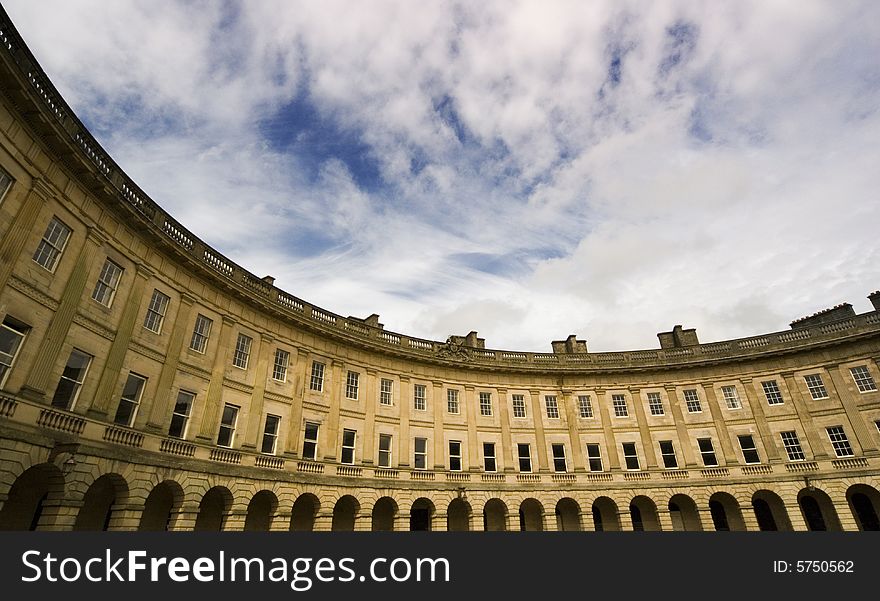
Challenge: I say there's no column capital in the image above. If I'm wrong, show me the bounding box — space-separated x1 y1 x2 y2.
179 292 197 306
398 375 410 383
432 380 444 388
134 262 154 279
496 388 508 395
221 314 237 326
85 226 109 246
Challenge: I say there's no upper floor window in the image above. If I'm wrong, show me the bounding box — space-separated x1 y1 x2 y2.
804 374 828 400
302 422 319 460
345 370 359 400
143 290 170 333
762 380 784 405
577 395 593 418
479 392 492 416
168 390 195 439
552 443 567 472
0 317 29 388
378 434 392 468
414 437 428 470
447 389 460 414
51 348 92 410
32 217 71 272
545 395 560 418
512 394 527 418
850 366 877 393
309 361 325 392
738 434 760 464
261 414 281 455
684 389 702 413
114 372 146 427
232 333 252 369
622 442 640 470
586 443 603 472
647 392 664 416
612 394 628 417
341 429 357 464
780 431 805 461
659 440 678 468
379 378 393 406
448 440 462 471
721 385 741 409
413 384 427 411
216 403 239 448
826 426 854 457
517 443 532 472
483 442 497 472
91 259 123 307
272 349 289 382
189 314 212 353
697 438 717 466
0 166 12 204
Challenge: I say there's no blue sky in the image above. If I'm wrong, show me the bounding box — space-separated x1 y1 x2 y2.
5 0 880 351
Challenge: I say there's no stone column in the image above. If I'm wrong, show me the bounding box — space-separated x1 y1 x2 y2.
781 372 827 459
629 387 657 469
497 389 515 472
242 333 274 450
464 385 479 471
702 383 738 465
471 510 485 532
394 511 409 532
827 365 877 454
561 389 586 472
432 381 445 470
283 349 310 457
665 385 697 466
528 389 549 472
223 509 247 531
617 508 634 531
398 376 411 467
595 389 620 470
698 508 717 531
313 511 334 531
321 360 345 461
741 377 780 461
832 496 859 531
195 315 237 442
106 503 144 531
169 505 199 531
784 502 808 531
432 512 447 532
361 369 377 465
0 178 49 292
656 508 674 532
145 293 196 432
740 506 759 532
35 499 81 531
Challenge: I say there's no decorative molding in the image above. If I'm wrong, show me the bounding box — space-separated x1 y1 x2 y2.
72 312 116 341
436 337 472 362
8 275 59 311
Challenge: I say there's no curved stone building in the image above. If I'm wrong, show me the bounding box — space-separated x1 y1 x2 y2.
1 8 879 532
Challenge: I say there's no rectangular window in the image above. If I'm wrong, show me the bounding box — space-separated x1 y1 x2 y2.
232 333 252 369
91 259 123 307
189 314 213 353
261 414 281 455
341 429 356 464
762 380 784 405
512 394 527 418
413 384 427 411
804 374 828 399
697 438 717 466
414 437 427 470
167 390 195 439
622 442 640 470
612 394 628 417
378 434 392 467
143 289 170 333
113 373 146 427
272 349 289 382
721 386 741 409
447 389 460 414
738 434 760 464
780 431 805 461
302 422 319 460
483 442 496 472
647 392 664 416
216 403 239 448
479 392 492 416
586 443 603 472
578 395 593 418
0 318 28 388
448 440 462 471
33 217 71 272
517 443 532 472
309 361 325 392
345 370 359 400
0 166 12 204
379 378 393 405
684 389 702 413
826 426 854 457
850 366 877 393
659 440 678 469
552 443 567 472
545 395 560 418
51 349 92 410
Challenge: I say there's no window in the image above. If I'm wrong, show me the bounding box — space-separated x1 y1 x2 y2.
721 386 741 409
143 290 170 333
517 443 532 472
659 440 678 468
762 380 784 405
341 429 356 464
738 434 760 464
91 259 123 307
545 395 560 418
167 390 195 439
51 349 92 410
378 434 392 467
826 426 854 457
379 378 393 405
552 443 567 472
684 389 702 413
261 414 281 454
622 442 640 470
345 370 359 400
448 440 462 471
113 373 146 427
0 165 12 204
447 389 460 414
697 438 717 466
0 318 29 388
232 333 252 369
612 394 628 417
302 422 319 460
413 384 427 411
512 394 527 418
483 442 496 472
272 349 289 382
586 443 603 472
804 374 828 399
309 361 325 392
647 392 664 416
479 392 492 416
850 366 877 393
876 420 880 435
216 403 239 448
33 217 71 272
780 431 805 461
577 395 593 418
189 314 212 353
414 437 427 470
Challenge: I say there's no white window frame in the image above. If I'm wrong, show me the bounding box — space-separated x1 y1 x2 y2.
647 392 664 416
577 395 593 418
91 258 123 307
586 443 603 472
309 361 325 392
168 389 195 439
341 429 357 464
762 380 784 405
447 389 460 414
302 422 319 460
378 433 393 467
697 438 718 466
413 384 427 411
448 440 462 471
345 370 359 400
232 333 252 369
721 385 741 409
738 434 760 464
32 217 71 273
414 437 428 470
189 314 213 354
517 443 532 473
850 366 877 393
804 374 829 400
261 414 281 455
479 392 492 416
552 443 567 473
379 378 393 406
483 442 497 472
512 394 527 418
612 394 628 417
51 348 92 410
545 395 560 419
780 431 805 461
272 349 289 382
143 289 170 334
0 165 12 205
216 403 239 448
113 372 146 427
622 442 640 470
826 426 854 457
684 389 702 413
0 319 29 389
659 440 678 469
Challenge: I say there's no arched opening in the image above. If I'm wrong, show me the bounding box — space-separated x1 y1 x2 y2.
447 498 471 531
668 494 702 531
483 498 508 531
244 491 278 531
630 496 661 531
194 486 233 531
846 484 880 531
74 474 128 531
332 495 360 531
798 487 842 531
410 498 434 531
290 493 319 531
0 463 64 531
708 492 746 531
555 498 582 531
139 480 183 531
751 490 792 531
591 497 620 531
519 498 544 531
372 497 398 531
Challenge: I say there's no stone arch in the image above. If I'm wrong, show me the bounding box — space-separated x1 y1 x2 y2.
290 492 320 531
371 496 398 531
591 496 620 531
73 473 129 531
244 490 279 531
519 498 544 531
447 497 471 531
845 484 880 531
630 495 661 531
410 497 435 531
483 498 508 531
708 491 746 531
751 489 792 531
332 495 360 531
0 463 65 531
139 480 184 531
194 486 233 531
668 494 702 531
798 487 843 531
555 497 582 531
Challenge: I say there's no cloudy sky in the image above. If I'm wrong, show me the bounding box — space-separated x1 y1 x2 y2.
5 0 879 352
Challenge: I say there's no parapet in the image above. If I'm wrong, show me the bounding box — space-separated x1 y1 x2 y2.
869 291 880 312
447 331 485 348
790 303 855 329
657 325 700 349
551 334 588 354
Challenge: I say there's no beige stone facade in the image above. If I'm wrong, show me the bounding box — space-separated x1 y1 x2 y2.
1 8 879 532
